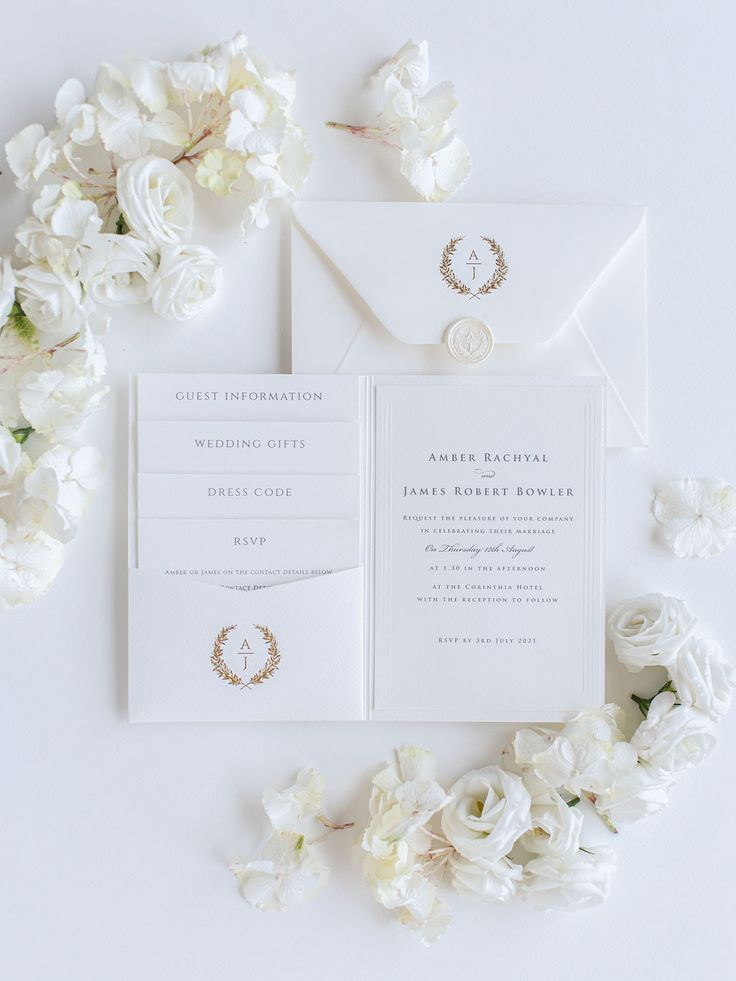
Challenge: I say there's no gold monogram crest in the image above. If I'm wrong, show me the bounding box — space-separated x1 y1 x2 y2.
210 623 281 690
440 236 508 298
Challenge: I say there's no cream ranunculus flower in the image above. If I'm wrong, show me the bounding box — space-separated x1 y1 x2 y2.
262 767 325 831
592 763 672 827
631 691 715 773
229 830 328 913
150 244 222 321
441 766 531 864
449 854 523 903
607 593 698 673
653 477 736 558
522 846 617 912
116 156 193 247
668 638 736 721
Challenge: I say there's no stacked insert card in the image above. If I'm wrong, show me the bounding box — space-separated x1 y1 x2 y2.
129 374 605 723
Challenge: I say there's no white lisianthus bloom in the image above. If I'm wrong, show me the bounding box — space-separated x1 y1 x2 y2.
441 766 531 864
522 846 617 912
668 637 736 720
399 126 472 202
15 263 88 346
150 244 222 321
592 763 672 827
631 691 715 773
607 593 698 673
93 63 150 159
195 148 244 197
449 853 523 902
373 39 430 89
653 477 736 558
16 444 103 543
521 790 584 858
229 830 328 913
262 767 325 831
512 706 637 798
116 156 193 247
0 256 17 326
82 234 155 306
0 519 64 609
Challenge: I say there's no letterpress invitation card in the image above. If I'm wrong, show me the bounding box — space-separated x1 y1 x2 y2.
129 374 604 722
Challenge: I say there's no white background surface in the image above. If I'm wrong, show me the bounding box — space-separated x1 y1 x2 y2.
2 2 735 978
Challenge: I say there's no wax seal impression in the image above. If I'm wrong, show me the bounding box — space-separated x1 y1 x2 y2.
445 318 494 364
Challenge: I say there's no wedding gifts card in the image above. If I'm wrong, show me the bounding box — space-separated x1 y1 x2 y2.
291 201 646 447
129 374 605 722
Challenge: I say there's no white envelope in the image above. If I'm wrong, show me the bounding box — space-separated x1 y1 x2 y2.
292 202 647 447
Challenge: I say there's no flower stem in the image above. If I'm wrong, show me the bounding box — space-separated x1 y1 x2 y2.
325 120 403 151
316 813 355 832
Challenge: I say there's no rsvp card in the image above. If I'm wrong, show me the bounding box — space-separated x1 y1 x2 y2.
129 374 604 722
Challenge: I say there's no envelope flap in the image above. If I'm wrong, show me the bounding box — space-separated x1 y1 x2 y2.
293 202 646 345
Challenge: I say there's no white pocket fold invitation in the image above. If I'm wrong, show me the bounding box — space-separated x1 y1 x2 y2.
129 374 605 723
292 202 646 448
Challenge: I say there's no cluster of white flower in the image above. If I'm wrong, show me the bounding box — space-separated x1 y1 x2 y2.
237 593 732 944
229 767 350 914
0 34 310 607
328 40 471 202
653 477 736 558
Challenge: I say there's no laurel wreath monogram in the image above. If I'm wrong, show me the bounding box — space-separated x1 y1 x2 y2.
439 235 508 298
210 624 281 690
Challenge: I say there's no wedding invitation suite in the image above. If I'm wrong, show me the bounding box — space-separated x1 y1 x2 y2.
129 374 605 722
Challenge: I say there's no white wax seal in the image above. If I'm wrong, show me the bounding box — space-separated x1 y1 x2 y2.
444 318 494 364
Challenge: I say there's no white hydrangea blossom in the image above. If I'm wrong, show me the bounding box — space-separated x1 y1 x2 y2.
328 39 471 202
1 33 310 606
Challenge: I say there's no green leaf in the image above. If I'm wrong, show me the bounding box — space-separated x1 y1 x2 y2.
295 834 305 851
5 301 37 347
631 692 651 718
11 426 33 445
115 212 130 235
566 796 581 808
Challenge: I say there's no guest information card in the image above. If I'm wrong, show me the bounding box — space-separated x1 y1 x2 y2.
129 374 604 722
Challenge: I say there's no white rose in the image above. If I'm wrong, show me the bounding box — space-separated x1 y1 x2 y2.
668 637 736 721
449 854 522 902
83 234 155 306
0 256 17 326
229 830 328 913
592 763 672 827
521 790 584 858
512 706 637 798
15 264 87 346
441 766 531 864
262 767 325 831
607 593 698 673
631 691 715 773
150 244 222 321
116 156 193 247
522 846 617 912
